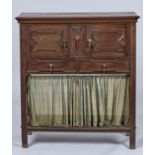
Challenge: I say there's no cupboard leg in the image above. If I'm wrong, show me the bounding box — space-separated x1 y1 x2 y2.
129 130 136 149
22 129 28 148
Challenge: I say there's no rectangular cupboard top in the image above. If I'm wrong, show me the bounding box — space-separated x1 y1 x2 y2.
16 12 139 21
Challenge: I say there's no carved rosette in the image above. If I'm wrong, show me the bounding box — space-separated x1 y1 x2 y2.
71 25 83 33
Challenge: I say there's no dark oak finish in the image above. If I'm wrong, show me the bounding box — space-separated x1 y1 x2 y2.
16 12 139 149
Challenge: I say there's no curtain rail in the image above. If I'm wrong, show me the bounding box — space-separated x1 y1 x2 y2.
30 74 129 77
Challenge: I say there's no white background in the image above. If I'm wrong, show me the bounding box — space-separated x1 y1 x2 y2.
12 0 143 155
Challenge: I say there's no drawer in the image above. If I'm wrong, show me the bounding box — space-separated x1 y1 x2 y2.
27 60 76 73
87 24 128 59
25 24 68 58
79 60 129 73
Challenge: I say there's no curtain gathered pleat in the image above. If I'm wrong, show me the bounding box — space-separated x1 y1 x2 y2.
27 75 129 127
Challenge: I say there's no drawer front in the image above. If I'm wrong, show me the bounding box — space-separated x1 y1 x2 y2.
79 60 129 73
87 24 128 59
26 24 68 58
27 60 77 73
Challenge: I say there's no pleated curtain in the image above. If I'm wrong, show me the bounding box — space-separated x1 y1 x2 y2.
27 75 129 127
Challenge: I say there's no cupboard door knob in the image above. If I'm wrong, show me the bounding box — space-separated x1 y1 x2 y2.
63 39 68 49
102 64 107 72
49 64 53 72
87 38 93 48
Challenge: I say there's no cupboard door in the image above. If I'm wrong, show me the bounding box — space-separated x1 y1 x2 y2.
87 24 128 59
26 24 68 58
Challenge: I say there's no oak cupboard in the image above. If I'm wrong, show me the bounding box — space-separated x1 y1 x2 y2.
16 12 139 149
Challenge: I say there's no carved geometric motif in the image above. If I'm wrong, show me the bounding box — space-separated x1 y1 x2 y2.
91 35 98 48
30 31 65 52
30 33 38 48
118 29 125 46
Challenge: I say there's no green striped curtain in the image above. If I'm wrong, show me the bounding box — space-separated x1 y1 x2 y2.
27 75 129 127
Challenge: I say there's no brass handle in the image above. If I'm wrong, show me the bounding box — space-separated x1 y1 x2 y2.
63 39 68 49
49 64 53 72
75 35 80 54
102 64 107 72
87 38 93 48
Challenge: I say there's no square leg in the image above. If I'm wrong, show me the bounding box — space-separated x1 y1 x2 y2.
22 128 28 148
129 130 136 149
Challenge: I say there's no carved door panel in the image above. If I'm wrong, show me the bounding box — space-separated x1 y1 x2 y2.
87 24 128 59
26 24 68 58
68 25 86 57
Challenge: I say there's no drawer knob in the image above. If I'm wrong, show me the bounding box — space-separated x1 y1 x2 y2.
49 64 53 72
102 64 107 72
